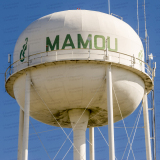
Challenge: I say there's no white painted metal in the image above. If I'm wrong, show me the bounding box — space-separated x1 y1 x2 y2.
13 10 144 73
10 10 146 127
143 91 152 160
4 9 154 160
106 64 115 160
13 63 145 127
68 109 90 160
89 127 95 160
22 71 31 160
18 108 24 160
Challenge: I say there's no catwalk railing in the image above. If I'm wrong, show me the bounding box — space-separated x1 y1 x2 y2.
5 49 153 82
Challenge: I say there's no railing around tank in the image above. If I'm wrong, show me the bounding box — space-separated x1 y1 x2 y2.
5 49 153 82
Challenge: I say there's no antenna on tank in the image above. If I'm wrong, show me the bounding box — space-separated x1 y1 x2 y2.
8 54 11 75
108 0 110 14
143 0 148 63
8 54 11 64
137 0 139 36
152 61 156 78
148 53 153 68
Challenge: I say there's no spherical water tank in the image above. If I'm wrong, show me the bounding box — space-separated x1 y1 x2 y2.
5 10 153 128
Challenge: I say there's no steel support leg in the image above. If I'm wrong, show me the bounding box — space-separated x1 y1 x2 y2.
143 91 152 160
89 127 95 160
18 108 24 160
106 64 115 160
69 109 90 160
22 71 31 160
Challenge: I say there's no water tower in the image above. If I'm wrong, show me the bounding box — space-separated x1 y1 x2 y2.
5 10 154 160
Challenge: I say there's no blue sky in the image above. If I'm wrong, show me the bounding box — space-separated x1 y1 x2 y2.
0 0 159 160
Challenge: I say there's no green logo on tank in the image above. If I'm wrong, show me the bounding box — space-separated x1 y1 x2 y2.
20 38 28 62
46 34 118 52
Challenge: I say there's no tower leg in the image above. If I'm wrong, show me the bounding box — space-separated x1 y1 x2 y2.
18 108 24 160
143 91 152 160
68 109 90 160
106 64 115 160
89 127 95 160
22 71 31 160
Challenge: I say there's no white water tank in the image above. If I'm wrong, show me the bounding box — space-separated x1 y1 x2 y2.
5 10 153 128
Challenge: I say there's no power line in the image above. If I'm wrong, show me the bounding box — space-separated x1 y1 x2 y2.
30 120 51 160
